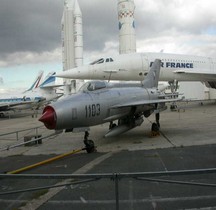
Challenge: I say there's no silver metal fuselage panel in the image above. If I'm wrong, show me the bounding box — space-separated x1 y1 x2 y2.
51 87 158 130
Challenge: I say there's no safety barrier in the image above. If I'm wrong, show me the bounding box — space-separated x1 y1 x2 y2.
1 168 216 210
0 126 55 151
0 126 43 141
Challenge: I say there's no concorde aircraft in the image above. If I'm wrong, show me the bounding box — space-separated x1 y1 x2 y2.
56 52 216 89
39 59 182 152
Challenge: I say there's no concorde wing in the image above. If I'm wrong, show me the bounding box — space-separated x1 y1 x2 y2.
174 69 216 80
174 69 216 89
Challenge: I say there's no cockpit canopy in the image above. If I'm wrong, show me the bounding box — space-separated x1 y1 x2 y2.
90 57 114 65
79 81 108 92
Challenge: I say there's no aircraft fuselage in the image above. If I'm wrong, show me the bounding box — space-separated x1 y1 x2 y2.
56 52 216 82
43 85 160 130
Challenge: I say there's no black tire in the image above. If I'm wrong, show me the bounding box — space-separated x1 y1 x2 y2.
84 139 95 153
151 123 159 132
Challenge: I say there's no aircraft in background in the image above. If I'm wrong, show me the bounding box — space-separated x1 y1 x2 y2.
0 71 62 116
23 71 44 92
30 71 63 102
56 52 216 89
39 59 182 152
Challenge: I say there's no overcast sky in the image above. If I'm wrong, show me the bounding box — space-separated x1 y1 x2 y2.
0 0 216 89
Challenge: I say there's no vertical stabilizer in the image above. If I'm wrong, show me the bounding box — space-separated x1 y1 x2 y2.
39 72 56 88
24 71 44 92
142 59 161 89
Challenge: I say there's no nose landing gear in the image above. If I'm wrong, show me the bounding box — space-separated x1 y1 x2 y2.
83 131 97 153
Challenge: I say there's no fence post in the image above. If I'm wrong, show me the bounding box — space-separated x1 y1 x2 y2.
16 132 18 141
35 127 38 136
114 173 119 210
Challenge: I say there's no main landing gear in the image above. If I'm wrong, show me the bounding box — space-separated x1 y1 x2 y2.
169 80 179 111
151 112 160 136
83 131 97 153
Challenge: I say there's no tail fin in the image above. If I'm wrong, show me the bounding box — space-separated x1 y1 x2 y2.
39 72 56 88
142 59 161 89
25 71 44 92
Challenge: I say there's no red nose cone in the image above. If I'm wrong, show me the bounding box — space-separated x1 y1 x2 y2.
39 106 56 129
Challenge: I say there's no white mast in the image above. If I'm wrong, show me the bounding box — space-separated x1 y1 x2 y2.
62 0 83 94
74 0 83 67
62 0 75 71
118 0 136 54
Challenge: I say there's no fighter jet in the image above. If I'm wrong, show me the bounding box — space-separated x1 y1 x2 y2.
39 59 181 152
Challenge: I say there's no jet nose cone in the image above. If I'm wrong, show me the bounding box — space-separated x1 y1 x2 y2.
55 68 78 78
55 66 87 79
39 106 56 129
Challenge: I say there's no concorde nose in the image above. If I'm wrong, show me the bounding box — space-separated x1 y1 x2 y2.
55 66 88 79
39 106 56 130
55 67 79 78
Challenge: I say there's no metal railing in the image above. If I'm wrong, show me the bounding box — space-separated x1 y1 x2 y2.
1 168 216 210
0 126 56 151
0 126 44 141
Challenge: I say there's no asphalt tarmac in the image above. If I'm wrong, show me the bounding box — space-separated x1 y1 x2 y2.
0 101 216 210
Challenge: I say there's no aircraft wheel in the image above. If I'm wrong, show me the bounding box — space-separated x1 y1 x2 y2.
157 122 160 129
111 123 117 129
109 122 117 129
170 104 177 111
151 122 159 132
84 139 96 153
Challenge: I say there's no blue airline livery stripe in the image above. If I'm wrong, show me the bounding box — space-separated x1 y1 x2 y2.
40 75 55 87
0 97 42 103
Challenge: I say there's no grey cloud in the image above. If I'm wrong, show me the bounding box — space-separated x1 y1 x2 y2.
0 0 215 64
135 0 216 41
0 0 63 58
0 0 119 60
79 0 119 52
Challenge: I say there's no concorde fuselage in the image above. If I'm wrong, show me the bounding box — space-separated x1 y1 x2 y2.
56 52 216 82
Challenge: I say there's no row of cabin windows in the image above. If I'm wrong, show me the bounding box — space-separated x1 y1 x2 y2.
161 59 207 64
161 59 216 65
0 98 27 102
